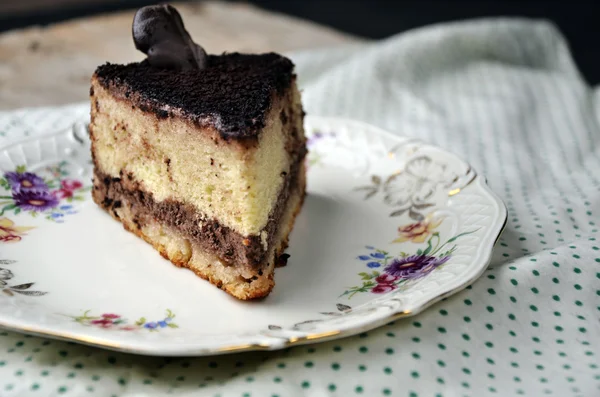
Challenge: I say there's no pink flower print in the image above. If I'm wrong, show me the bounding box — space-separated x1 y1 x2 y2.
90 319 114 328
52 189 73 200
371 284 397 294
119 326 138 331
61 179 83 191
375 274 398 285
101 313 120 319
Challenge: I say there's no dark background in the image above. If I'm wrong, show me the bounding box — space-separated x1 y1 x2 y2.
1 0 598 85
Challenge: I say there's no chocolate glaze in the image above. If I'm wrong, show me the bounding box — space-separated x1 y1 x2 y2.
94 53 295 140
92 148 306 269
132 4 207 71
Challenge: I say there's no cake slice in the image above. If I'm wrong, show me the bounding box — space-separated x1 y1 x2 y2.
89 5 306 300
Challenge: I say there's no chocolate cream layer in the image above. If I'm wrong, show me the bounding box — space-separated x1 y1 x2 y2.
92 149 306 269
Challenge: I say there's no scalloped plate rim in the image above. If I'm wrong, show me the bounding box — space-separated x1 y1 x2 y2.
0 115 508 356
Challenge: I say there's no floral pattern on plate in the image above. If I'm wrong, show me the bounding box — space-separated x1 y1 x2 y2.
306 131 336 167
0 259 47 297
0 161 89 223
341 216 477 298
0 217 34 243
354 155 464 220
71 309 178 331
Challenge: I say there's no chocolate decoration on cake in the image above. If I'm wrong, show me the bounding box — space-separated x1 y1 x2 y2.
132 4 207 70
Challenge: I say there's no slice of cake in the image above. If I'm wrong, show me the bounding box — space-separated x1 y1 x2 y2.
89 5 306 300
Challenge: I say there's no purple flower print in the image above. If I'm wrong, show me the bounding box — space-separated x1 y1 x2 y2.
13 190 59 212
384 255 450 280
5 172 47 193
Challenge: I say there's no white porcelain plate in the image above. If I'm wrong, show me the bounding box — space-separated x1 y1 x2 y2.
0 115 506 356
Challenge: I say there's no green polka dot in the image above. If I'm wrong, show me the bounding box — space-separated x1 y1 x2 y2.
301 381 310 389
510 296 517 303
358 365 367 371
438 343 446 350
355 386 364 393
462 334 470 341
436 377 445 384
553 295 560 301
58 386 68 394
246 376 254 382
486 323 494 330
412 337 420 343
487 358 495 365
530 305 538 311
510 279 518 286
464 299 472 305
486 306 494 313
508 314 516 320
31 383 40 390
277 363 286 369
438 327 447 333
383 389 391 396
384 367 392 374
304 361 314 368
329 384 336 391
462 368 471 375
437 360 446 367
331 363 340 370
385 348 394 354
463 316 471 322
412 321 421 328
412 352 420 359
359 346 368 353
485 341 494 348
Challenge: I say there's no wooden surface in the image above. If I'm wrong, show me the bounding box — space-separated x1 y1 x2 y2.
0 1 360 110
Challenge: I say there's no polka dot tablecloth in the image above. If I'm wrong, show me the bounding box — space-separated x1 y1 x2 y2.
1 18 599 397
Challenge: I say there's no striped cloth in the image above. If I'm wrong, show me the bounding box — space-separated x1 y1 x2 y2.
0 18 598 397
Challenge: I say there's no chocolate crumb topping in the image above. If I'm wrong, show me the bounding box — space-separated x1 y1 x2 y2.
94 53 294 139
